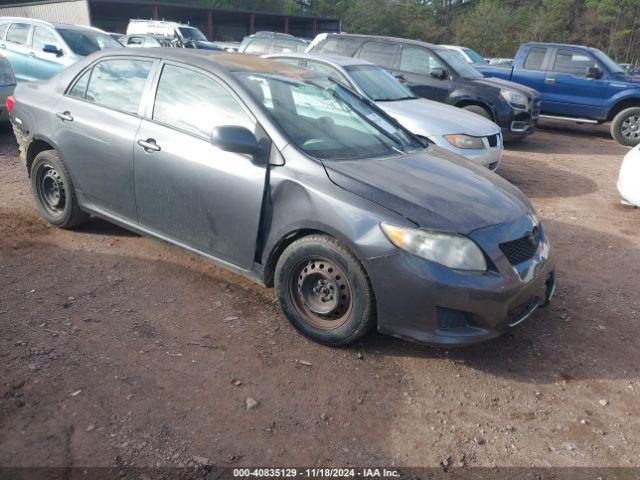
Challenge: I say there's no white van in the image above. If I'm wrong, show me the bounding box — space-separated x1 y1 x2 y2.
126 20 219 50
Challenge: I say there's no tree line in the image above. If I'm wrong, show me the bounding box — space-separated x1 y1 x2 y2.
207 0 640 64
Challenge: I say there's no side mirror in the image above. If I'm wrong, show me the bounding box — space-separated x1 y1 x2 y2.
586 66 603 79
211 126 260 155
395 73 407 83
43 44 62 56
430 67 447 80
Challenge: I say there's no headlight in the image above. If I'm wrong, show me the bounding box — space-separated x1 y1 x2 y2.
444 134 485 149
380 223 487 271
500 89 528 110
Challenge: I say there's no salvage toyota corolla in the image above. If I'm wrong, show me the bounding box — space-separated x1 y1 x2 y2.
8 50 556 347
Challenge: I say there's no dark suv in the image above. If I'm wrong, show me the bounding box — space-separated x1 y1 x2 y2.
308 33 541 139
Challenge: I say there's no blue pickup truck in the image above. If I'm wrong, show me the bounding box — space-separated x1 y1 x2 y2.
476 42 640 146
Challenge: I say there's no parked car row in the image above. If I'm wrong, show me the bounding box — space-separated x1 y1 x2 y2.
306 33 541 140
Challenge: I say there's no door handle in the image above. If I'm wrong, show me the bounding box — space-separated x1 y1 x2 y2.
29 51 35 57
544 76 556 84
0 44 6 49
56 111 73 122
137 138 161 152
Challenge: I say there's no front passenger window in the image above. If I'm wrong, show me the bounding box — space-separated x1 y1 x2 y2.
32 26 62 52
400 45 442 75
153 64 254 138
85 59 153 114
6 23 30 45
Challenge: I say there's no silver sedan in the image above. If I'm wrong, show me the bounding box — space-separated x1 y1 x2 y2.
265 52 504 170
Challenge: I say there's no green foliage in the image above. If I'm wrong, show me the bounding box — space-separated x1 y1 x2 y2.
203 0 640 63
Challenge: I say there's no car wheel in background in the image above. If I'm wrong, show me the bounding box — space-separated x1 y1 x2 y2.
30 150 89 229
611 107 640 146
274 235 376 346
462 104 492 120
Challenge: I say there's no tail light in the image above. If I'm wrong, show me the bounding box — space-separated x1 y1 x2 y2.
6 95 15 113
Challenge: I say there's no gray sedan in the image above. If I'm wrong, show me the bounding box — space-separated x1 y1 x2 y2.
8 49 555 347
265 53 503 170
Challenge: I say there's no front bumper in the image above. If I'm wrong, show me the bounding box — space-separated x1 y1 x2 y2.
500 98 541 139
364 216 555 346
435 133 503 171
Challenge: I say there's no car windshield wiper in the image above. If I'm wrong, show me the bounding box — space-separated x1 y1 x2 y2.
375 96 417 102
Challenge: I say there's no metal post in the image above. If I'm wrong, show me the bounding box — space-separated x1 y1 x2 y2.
207 10 213 41
312 17 317 36
249 13 255 35
284 16 289 34
152 4 159 20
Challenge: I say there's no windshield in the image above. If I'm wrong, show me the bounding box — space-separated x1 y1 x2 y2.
235 73 422 161
463 48 485 64
178 27 207 42
58 29 121 56
592 49 624 74
437 50 484 79
345 65 416 102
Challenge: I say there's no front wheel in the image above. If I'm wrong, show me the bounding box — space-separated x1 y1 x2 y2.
462 104 492 120
274 235 376 346
611 107 640 146
30 150 88 229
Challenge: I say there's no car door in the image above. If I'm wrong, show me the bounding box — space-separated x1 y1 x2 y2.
53 57 156 221
28 25 67 80
396 44 450 102
542 48 609 118
2 23 32 82
134 62 269 268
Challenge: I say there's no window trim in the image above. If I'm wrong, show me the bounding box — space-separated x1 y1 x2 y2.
144 59 258 142
63 55 159 118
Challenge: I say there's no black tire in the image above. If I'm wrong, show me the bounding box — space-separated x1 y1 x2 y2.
611 107 640 146
462 104 492 120
274 235 376 347
30 149 89 229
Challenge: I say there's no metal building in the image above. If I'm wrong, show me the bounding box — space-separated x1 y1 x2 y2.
0 0 341 40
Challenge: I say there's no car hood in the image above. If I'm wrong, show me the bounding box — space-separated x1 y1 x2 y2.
474 76 540 98
323 147 532 234
377 98 500 138
194 40 222 50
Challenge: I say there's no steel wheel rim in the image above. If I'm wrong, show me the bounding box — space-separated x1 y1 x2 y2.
621 115 640 140
35 163 66 217
289 257 353 330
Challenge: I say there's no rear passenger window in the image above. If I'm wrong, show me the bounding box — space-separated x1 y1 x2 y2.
68 69 91 98
523 48 547 70
6 23 30 45
358 41 399 69
0 24 9 41
85 59 152 114
153 65 254 138
400 45 442 75
244 38 271 55
552 50 597 76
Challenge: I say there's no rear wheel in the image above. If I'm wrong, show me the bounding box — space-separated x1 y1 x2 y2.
274 235 376 346
30 150 88 229
611 107 640 146
462 104 492 120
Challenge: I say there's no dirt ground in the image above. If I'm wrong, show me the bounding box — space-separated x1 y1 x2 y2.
1 119 639 471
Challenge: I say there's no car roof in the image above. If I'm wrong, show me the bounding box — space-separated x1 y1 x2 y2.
0 16 104 33
90 48 322 79
523 42 601 53
321 33 444 50
266 52 374 68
